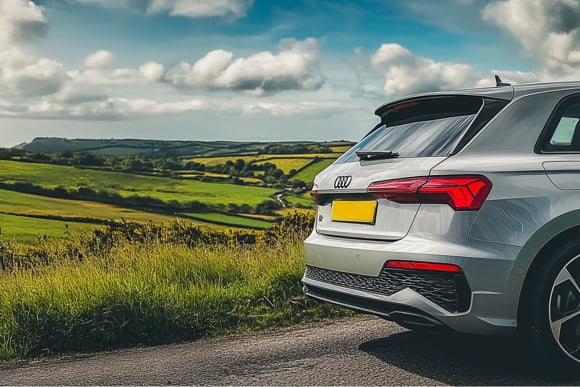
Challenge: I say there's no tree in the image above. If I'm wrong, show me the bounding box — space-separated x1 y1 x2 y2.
256 200 281 215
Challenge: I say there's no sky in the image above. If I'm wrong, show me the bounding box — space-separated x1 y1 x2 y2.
1 0 580 147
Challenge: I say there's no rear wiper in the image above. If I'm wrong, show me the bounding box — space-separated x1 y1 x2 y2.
355 149 400 161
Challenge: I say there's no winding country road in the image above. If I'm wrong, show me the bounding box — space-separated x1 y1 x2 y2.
1 316 579 385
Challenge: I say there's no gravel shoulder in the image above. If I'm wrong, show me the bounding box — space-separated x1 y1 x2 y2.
1 315 579 385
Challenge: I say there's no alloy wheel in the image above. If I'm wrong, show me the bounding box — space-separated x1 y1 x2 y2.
549 254 580 363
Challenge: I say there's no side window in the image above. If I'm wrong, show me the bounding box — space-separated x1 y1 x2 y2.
543 98 580 152
550 117 578 146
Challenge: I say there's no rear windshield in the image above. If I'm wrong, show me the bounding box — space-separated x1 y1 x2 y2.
335 96 484 163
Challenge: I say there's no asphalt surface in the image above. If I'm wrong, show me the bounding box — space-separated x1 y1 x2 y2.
1 315 580 385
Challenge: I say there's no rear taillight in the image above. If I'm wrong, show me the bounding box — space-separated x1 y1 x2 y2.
368 175 492 211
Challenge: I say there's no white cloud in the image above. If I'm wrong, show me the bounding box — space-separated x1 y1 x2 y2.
475 70 538 88
52 82 108 103
2 97 212 120
369 43 538 96
167 38 324 95
0 0 68 97
0 95 357 121
371 43 478 95
240 100 349 116
155 0 253 19
72 0 254 19
67 65 162 87
0 7 327 123
483 0 580 79
139 61 165 82
5 57 67 96
0 0 46 48
84 50 115 68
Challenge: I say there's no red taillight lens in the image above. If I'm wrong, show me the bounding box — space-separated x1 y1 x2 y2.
386 260 462 273
368 175 492 211
367 177 428 203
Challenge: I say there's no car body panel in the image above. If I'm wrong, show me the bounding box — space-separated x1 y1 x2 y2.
543 161 580 189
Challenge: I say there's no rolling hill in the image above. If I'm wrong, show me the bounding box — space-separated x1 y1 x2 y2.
15 137 354 159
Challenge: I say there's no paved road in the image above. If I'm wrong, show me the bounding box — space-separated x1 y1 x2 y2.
1 315 579 385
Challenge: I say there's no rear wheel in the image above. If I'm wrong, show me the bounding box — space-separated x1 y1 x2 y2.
549 254 580 364
525 240 580 371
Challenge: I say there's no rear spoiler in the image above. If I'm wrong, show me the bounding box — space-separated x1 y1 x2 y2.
375 89 514 117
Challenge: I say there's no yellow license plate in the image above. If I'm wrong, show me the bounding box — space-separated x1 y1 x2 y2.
331 200 377 224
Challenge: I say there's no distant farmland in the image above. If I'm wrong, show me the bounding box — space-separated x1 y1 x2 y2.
0 160 278 207
0 139 353 242
188 153 338 176
292 159 336 183
0 189 227 244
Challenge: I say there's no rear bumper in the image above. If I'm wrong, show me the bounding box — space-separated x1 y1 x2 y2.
304 282 450 330
303 231 527 335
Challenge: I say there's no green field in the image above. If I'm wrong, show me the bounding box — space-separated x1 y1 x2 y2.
190 153 339 167
189 155 261 166
174 171 263 185
0 213 88 245
283 194 316 209
0 189 245 244
292 159 336 183
0 160 277 207
238 213 278 221
0 189 230 226
254 158 313 174
0 189 190 223
330 146 352 153
0 144 346 243
185 153 344 184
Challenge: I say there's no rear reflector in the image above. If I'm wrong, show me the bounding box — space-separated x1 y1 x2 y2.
311 183 319 204
368 175 492 211
310 189 319 204
386 260 462 273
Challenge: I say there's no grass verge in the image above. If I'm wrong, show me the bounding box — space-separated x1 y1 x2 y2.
0 214 351 360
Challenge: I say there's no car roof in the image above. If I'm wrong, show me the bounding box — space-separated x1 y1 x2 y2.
374 81 580 116
512 81 580 98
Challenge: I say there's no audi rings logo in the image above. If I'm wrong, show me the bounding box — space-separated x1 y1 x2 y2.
334 175 352 189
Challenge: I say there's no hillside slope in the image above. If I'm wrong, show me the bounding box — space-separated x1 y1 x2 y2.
15 138 354 158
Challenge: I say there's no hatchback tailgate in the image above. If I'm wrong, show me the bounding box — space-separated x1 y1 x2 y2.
314 157 447 240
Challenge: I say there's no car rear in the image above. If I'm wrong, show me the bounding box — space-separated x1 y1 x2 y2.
302 91 517 333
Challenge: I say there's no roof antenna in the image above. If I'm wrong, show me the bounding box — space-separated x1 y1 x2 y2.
495 75 511 87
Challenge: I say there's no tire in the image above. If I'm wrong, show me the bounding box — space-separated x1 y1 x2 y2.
524 239 580 372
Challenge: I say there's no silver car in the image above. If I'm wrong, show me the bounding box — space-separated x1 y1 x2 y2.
302 79 580 368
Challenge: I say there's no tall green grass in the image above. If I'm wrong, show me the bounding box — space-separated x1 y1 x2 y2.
0 213 350 360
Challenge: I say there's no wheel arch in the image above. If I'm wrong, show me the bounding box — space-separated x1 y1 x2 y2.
516 212 580 328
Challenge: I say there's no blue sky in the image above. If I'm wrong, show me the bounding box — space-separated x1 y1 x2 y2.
0 0 578 147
